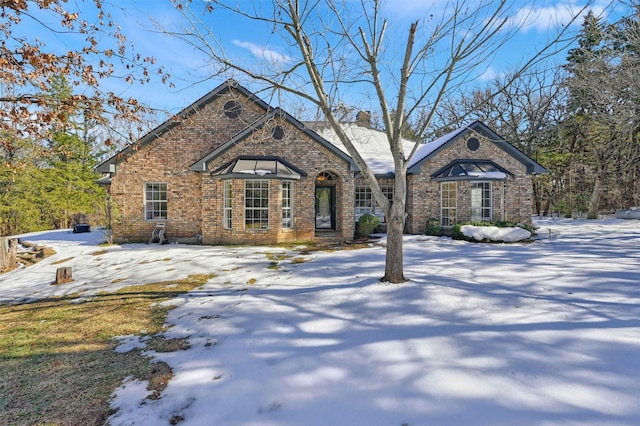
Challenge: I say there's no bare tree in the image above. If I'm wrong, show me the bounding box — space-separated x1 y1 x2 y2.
0 1 170 148
0 0 170 267
435 66 569 215
164 0 590 282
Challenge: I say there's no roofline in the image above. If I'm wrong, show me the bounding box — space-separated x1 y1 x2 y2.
430 159 514 179
190 108 356 172
210 155 308 179
468 121 547 174
95 79 271 174
407 121 548 175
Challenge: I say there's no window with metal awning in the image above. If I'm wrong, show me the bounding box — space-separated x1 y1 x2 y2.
431 160 512 181
210 156 307 180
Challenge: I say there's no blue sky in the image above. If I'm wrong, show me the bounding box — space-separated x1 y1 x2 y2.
21 0 624 118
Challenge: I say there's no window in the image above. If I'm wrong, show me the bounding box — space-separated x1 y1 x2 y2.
145 182 167 220
223 100 243 119
432 160 509 180
441 182 457 227
282 181 293 228
355 184 393 222
355 185 373 218
316 171 334 182
223 180 232 229
471 181 492 222
245 180 269 229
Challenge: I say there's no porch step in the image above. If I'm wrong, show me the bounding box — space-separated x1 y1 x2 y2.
314 231 348 244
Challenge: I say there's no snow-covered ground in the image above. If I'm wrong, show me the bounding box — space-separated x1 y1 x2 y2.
2 218 640 426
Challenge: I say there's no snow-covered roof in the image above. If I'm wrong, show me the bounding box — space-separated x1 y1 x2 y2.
407 126 468 169
407 121 547 175
310 123 417 176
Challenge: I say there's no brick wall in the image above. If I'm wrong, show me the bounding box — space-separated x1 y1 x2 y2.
111 90 271 243
110 88 355 245
109 85 535 244
407 130 534 234
201 114 355 244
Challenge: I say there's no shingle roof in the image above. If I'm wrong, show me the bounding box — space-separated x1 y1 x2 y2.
308 122 416 177
407 121 547 175
189 107 356 172
95 79 271 174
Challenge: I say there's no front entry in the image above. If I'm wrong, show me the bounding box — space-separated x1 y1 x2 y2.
315 186 335 229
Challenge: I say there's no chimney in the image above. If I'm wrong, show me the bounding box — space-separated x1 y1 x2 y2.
356 110 371 127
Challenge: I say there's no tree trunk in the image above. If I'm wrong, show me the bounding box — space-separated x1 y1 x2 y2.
587 174 602 219
383 209 406 283
0 237 18 272
381 171 407 283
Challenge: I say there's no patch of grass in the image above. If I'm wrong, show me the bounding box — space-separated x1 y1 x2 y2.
138 258 174 265
246 278 257 285
89 249 108 256
267 262 280 270
265 252 290 262
51 257 74 265
0 273 216 425
265 252 290 270
146 335 191 352
291 257 307 264
111 278 126 284
273 240 314 249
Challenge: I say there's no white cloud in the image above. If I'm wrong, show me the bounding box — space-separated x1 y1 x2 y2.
478 66 504 82
513 1 605 34
232 40 293 65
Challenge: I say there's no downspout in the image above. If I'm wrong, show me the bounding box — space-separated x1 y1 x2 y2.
501 181 506 221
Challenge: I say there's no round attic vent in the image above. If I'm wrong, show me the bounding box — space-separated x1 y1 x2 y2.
467 137 480 151
272 125 285 140
223 100 243 119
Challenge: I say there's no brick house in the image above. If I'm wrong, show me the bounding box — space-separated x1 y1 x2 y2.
96 79 545 244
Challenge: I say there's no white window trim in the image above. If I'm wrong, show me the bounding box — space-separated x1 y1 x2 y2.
354 183 393 222
471 181 492 222
282 181 293 229
144 182 167 221
440 181 457 227
223 180 232 230
245 179 269 230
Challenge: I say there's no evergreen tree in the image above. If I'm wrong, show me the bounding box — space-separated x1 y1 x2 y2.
0 75 106 234
563 8 640 217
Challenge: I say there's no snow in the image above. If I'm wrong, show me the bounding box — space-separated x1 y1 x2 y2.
2 218 640 425
464 171 508 179
461 225 531 242
313 123 416 175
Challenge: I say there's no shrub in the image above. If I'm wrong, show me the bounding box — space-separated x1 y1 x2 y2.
451 223 464 239
356 213 381 238
425 218 441 236
451 220 537 242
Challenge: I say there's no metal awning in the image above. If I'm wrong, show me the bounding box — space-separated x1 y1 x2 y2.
431 160 512 181
211 156 307 180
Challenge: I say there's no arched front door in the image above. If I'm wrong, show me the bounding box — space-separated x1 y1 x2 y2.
315 172 336 230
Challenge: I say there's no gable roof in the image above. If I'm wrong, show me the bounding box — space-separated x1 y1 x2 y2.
190 107 356 172
95 79 271 174
431 159 514 181
210 155 308 180
309 122 416 177
407 121 547 175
